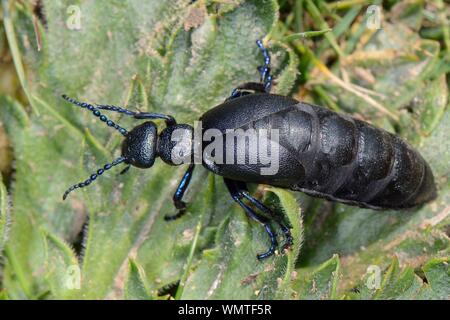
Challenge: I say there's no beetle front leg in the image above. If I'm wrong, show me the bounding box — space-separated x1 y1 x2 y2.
119 165 131 175
164 164 195 221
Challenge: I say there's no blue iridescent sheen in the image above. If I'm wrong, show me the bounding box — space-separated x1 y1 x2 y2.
256 39 272 92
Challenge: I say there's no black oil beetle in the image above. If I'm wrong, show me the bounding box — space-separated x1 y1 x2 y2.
62 40 436 260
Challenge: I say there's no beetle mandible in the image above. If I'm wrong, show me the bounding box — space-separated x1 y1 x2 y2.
62 39 437 260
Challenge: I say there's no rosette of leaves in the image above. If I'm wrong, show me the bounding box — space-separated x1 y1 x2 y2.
0 0 448 300
0 0 300 299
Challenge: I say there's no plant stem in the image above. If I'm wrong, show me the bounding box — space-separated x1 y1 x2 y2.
305 0 345 57
2 0 39 115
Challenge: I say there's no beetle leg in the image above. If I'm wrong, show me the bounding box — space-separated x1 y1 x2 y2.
164 164 195 221
256 39 273 93
226 39 273 100
119 164 131 175
225 179 293 253
227 82 266 101
224 178 279 260
240 191 294 251
234 200 278 260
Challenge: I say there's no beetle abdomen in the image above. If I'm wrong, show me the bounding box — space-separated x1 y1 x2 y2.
201 93 436 209
285 102 437 209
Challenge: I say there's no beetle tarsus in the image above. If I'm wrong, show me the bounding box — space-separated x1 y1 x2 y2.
226 39 273 99
281 226 294 252
164 209 186 221
224 178 287 260
256 39 272 92
256 223 278 260
119 165 131 175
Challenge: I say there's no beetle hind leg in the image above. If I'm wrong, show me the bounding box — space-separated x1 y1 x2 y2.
224 178 292 260
237 197 278 260
240 189 294 252
257 224 278 260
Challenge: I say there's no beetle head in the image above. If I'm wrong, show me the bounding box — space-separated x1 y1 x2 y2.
61 94 161 200
121 121 158 168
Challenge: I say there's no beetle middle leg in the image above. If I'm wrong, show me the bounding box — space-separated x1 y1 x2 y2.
164 164 195 221
227 82 267 100
224 178 292 260
227 39 273 100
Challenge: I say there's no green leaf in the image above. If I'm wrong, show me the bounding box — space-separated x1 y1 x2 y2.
2 0 447 301
284 28 332 41
372 257 420 299
43 231 80 299
124 259 152 300
1 0 37 113
174 177 210 300
0 93 83 299
414 74 448 137
271 41 299 96
0 291 8 300
293 254 340 300
2 0 298 299
348 256 449 300
180 186 303 299
297 12 449 300
267 188 303 299
419 257 450 300
0 173 10 254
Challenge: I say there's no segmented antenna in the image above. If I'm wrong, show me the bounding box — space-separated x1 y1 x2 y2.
95 104 176 126
63 156 126 200
62 94 128 136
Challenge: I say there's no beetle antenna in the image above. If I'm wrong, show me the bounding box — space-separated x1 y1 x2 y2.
63 156 126 200
62 94 128 136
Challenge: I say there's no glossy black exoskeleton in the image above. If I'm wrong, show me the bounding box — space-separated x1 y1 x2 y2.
62 40 436 260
